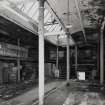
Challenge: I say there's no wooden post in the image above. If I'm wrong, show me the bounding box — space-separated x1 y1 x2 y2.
75 46 78 78
17 39 20 82
66 34 70 82
38 0 45 105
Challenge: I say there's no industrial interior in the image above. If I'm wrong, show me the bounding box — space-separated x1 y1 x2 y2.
0 0 105 105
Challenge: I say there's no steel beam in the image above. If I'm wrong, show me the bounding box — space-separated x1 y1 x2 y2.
27 1 36 13
46 0 75 44
38 0 45 105
45 31 65 36
74 0 87 42
44 22 58 26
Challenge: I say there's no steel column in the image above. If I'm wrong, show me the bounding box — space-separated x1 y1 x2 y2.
97 42 100 80
100 24 104 85
56 35 59 70
66 34 70 82
75 46 78 77
66 0 70 83
17 39 20 82
38 0 45 105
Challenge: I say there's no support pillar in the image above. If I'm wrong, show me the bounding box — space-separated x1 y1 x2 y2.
66 34 70 82
38 0 45 105
100 23 104 85
56 35 59 70
97 42 100 80
75 46 78 78
17 39 20 82
66 0 70 83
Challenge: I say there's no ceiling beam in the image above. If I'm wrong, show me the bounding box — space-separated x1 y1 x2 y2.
46 0 76 44
44 22 58 26
45 31 65 36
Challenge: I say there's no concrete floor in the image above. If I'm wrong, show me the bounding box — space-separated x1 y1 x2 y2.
63 91 105 105
1 80 105 105
42 81 105 105
0 80 65 105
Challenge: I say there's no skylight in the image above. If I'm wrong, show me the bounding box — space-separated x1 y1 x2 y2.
0 0 75 46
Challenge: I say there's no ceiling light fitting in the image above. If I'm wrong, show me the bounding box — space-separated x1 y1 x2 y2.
66 25 72 29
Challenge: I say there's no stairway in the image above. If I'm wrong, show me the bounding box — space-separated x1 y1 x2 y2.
59 68 67 79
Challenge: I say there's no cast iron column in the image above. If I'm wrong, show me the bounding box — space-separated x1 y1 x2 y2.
100 19 104 85
56 35 59 70
38 0 45 105
75 46 78 78
66 33 70 82
17 39 20 82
